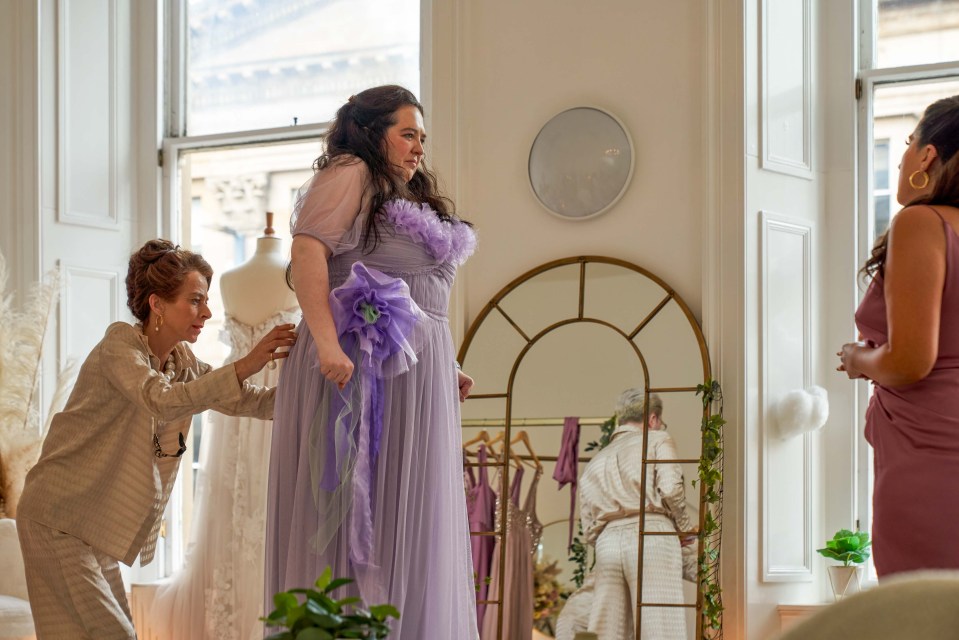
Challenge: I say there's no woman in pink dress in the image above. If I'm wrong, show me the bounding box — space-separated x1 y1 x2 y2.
839 95 959 577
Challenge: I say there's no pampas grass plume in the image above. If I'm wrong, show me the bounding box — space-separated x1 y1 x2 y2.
0 251 63 517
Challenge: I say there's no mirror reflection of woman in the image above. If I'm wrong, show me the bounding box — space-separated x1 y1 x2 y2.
576 390 691 640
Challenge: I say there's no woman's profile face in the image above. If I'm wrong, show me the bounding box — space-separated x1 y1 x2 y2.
151 270 212 344
383 105 426 183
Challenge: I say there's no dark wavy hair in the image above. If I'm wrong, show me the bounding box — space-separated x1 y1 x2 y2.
862 95 959 281
285 85 469 289
126 239 213 323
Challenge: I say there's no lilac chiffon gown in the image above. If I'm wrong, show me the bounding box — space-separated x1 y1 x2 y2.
264 159 479 639
856 208 959 577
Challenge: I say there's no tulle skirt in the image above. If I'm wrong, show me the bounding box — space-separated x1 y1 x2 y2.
264 311 479 640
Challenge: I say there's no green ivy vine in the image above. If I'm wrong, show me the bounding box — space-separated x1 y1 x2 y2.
696 379 725 638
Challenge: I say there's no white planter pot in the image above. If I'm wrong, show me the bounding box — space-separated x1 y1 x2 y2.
827 565 862 600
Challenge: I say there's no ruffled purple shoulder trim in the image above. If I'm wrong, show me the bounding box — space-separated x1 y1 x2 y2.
382 199 477 265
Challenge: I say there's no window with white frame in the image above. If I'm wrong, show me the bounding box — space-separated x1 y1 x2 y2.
857 0 959 581
158 0 421 577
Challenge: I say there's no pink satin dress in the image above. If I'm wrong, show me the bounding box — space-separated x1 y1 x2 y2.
855 208 959 577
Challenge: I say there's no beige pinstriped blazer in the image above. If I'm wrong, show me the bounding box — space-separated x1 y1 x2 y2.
578 425 693 544
18 322 275 566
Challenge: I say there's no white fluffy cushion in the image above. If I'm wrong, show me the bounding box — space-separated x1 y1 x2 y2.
772 385 829 439
0 594 33 639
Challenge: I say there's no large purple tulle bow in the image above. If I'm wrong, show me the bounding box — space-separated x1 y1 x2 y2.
326 262 421 566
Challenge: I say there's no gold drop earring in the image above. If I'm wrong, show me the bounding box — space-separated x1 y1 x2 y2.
155 315 164 333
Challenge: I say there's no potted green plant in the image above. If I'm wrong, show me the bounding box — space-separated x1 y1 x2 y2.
262 567 400 639
816 529 871 600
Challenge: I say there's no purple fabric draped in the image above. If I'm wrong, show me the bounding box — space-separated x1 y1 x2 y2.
553 416 580 549
327 261 421 566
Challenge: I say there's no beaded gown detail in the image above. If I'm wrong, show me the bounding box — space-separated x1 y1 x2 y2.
480 466 543 640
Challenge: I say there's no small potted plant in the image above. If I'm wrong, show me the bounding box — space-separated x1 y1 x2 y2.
816 528 871 600
262 567 400 639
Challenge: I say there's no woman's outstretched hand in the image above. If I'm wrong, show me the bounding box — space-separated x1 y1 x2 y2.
234 323 297 382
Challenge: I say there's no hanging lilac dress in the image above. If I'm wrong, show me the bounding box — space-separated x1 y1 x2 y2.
465 444 497 632
856 208 959 577
264 158 479 639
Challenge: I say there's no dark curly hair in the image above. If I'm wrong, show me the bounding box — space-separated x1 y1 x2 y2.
126 239 213 323
285 85 470 289
320 85 469 242
862 95 959 281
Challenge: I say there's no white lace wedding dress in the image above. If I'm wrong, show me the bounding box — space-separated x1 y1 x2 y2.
149 309 300 640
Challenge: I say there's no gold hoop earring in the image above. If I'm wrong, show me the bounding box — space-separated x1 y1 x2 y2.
909 170 930 190
155 315 163 333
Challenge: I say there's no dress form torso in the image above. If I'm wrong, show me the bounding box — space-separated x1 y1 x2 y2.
219 236 299 327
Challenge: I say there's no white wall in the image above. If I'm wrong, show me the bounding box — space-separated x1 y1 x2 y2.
450 0 708 323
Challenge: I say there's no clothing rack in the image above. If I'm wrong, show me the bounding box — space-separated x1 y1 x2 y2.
461 416 610 428
461 417 700 465
461 417 604 466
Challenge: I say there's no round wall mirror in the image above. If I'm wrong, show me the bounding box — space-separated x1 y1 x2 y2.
528 107 634 220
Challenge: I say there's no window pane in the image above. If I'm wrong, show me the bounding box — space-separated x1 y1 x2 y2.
871 78 959 241
874 195 891 240
186 0 420 136
873 139 890 190
877 0 959 69
178 140 321 366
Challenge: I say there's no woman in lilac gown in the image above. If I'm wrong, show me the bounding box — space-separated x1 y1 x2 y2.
264 86 479 638
839 95 959 577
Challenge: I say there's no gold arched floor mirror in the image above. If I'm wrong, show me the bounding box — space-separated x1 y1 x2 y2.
458 256 720 640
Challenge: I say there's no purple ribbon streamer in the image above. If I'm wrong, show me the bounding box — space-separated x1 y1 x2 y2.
326 262 420 566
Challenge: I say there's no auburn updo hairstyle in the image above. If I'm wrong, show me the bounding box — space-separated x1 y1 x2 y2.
126 239 213 324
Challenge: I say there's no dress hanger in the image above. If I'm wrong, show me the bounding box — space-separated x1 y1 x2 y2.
510 430 543 471
462 429 490 449
463 430 506 464
485 429 506 450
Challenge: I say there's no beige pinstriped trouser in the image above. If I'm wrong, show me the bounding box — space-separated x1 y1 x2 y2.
588 515 686 640
17 517 136 640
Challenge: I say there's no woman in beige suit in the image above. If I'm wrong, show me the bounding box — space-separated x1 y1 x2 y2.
16 239 296 640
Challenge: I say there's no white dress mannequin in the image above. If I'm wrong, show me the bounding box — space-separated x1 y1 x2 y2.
149 214 300 640
219 214 299 327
